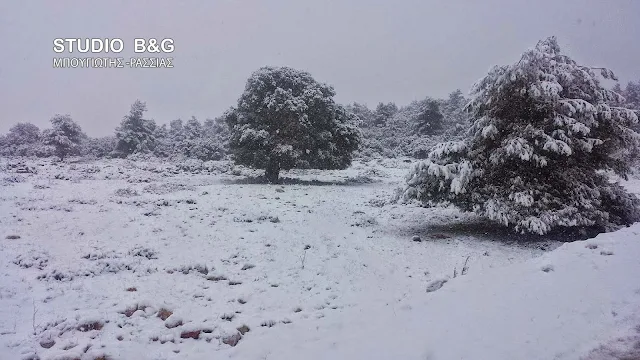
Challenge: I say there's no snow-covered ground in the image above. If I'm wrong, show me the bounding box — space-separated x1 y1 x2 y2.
0 158 638 360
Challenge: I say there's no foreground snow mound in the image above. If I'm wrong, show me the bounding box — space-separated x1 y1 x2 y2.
238 223 640 360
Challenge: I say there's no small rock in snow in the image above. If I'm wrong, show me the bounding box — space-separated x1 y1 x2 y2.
426 279 448 293
180 329 201 339
39 339 55 349
223 332 242 346
157 308 173 320
237 324 250 335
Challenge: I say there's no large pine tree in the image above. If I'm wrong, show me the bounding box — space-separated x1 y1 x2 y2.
403 37 640 235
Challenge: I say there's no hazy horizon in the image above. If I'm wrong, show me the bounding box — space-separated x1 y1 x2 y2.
1 0 639 137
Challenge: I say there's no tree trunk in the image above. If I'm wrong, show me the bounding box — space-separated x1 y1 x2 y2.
264 159 280 183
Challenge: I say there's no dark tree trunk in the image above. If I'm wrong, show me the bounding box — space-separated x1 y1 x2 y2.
264 159 280 183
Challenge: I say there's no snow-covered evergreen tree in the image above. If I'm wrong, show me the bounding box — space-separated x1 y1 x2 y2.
442 89 470 135
403 36 640 235
226 66 361 182
355 97 448 159
42 115 84 160
616 81 640 133
373 102 398 126
182 116 203 157
447 89 465 110
346 102 375 127
183 116 203 140
152 124 171 157
204 116 230 155
623 81 640 110
114 100 157 156
1 122 41 156
414 98 444 135
167 119 187 156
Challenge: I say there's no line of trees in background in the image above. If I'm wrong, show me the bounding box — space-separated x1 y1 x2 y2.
0 102 230 161
0 88 477 161
0 73 638 163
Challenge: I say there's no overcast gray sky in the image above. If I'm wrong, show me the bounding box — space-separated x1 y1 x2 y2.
1 0 638 137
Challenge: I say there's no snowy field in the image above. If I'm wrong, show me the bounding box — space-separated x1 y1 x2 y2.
1 158 639 360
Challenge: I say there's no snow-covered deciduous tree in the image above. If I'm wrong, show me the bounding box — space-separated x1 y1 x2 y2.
226 66 361 182
114 100 157 156
42 115 84 160
403 36 640 235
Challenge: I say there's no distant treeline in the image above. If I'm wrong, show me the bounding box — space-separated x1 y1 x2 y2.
1 81 638 161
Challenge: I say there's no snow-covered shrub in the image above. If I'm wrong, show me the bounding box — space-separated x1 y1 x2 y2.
351 213 378 227
13 250 49 270
3 174 26 184
80 136 117 158
189 137 225 161
128 246 158 259
125 152 156 162
403 36 640 235
142 182 195 195
202 160 232 174
176 158 204 173
81 165 101 174
114 187 139 197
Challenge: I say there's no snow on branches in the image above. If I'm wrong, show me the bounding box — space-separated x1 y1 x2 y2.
403 36 640 235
